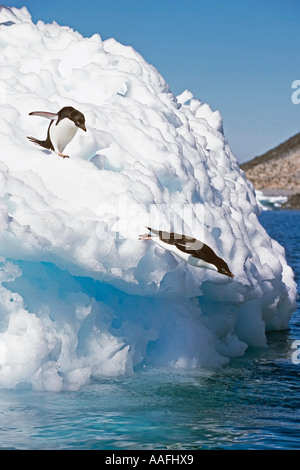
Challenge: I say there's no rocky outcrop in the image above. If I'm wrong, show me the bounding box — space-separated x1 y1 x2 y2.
240 133 300 209
281 193 300 210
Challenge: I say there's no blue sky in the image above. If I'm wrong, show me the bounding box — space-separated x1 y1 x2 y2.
3 0 300 162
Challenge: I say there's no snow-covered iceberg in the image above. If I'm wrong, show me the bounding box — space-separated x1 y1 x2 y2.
0 6 296 391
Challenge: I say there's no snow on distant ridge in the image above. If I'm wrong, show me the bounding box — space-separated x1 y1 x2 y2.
0 6 296 391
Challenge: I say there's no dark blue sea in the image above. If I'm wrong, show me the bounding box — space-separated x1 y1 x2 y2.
0 210 299 450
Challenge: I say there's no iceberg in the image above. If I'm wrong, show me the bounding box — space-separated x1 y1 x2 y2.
255 190 288 211
0 6 296 391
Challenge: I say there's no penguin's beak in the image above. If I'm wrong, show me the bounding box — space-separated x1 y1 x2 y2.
227 271 234 278
220 268 234 278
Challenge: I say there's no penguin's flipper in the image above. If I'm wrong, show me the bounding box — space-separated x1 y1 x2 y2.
29 111 59 120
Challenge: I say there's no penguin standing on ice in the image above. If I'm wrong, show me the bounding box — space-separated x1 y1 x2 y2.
139 227 234 278
27 106 87 158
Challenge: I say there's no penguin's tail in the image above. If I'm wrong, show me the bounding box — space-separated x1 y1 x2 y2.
27 136 52 151
27 136 48 149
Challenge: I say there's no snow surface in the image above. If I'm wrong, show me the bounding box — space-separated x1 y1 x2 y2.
0 6 296 391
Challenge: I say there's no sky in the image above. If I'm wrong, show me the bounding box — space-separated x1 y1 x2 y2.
2 0 300 162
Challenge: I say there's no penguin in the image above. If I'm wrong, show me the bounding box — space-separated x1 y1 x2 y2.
139 227 234 278
27 106 86 158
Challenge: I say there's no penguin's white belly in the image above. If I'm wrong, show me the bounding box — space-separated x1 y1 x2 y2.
154 238 218 272
50 118 78 153
176 249 218 271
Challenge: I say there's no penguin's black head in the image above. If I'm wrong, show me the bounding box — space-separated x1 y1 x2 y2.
70 108 87 132
216 258 234 278
58 106 87 132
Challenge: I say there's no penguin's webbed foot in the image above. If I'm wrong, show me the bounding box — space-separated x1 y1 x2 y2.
58 153 70 159
139 233 153 240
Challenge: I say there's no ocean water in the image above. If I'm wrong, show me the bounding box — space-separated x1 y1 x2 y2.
0 210 299 450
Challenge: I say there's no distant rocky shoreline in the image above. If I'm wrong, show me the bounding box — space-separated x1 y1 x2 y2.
281 193 300 210
240 132 300 210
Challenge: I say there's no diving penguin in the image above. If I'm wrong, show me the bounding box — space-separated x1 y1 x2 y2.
139 227 234 278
